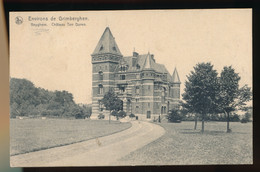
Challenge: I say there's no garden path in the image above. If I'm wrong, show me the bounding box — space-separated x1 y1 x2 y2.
11 120 165 167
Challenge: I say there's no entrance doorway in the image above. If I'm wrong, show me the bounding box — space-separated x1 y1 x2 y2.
147 111 151 119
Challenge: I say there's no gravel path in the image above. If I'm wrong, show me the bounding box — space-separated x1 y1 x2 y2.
10 121 165 167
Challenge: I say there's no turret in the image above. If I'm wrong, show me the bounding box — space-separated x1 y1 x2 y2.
91 27 123 118
172 67 181 109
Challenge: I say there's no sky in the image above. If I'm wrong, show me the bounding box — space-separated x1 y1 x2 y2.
10 9 252 104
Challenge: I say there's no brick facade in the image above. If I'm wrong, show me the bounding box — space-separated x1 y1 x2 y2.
91 27 181 120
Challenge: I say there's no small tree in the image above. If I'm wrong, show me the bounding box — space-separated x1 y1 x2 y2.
101 89 123 123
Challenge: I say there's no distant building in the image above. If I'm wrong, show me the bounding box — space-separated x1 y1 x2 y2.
91 27 181 120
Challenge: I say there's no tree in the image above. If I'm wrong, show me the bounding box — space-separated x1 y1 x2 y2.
10 78 80 118
182 62 219 133
101 89 123 123
167 108 183 123
218 66 252 132
181 100 198 130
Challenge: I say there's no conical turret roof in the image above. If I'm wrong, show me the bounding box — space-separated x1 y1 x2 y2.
92 27 122 56
143 52 152 69
172 67 181 83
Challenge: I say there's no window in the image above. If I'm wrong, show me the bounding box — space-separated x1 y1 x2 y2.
99 45 103 51
148 86 150 90
119 87 125 94
112 46 117 52
136 64 140 70
98 84 103 94
98 100 103 111
98 71 103 81
136 86 140 94
135 98 139 102
162 87 166 102
120 75 125 80
148 103 150 107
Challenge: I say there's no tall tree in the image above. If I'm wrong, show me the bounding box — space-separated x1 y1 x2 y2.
218 66 252 132
182 62 219 133
101 89 123 123
218 66 240 132
219 66 252 132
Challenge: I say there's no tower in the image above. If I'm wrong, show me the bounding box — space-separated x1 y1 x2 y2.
141 53 155 119
172 67 181 109
91 27 123 118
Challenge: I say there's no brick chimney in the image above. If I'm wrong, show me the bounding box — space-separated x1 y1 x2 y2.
133 51 139 57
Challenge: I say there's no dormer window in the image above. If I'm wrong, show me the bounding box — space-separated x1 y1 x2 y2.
136 64 140 70
112 46 117 52
99 45 103 51
120 65 127 72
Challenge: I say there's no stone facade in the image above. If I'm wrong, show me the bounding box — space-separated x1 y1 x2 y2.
91 27 181 120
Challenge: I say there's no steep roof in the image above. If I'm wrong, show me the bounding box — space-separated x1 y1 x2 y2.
117 53 174 83
172 67 181 83
143 53 152 69
92 27 122 56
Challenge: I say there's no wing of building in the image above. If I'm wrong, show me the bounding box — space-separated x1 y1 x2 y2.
91 27 181 120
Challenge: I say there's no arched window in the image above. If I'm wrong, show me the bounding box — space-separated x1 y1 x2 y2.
99 71 103 81
98 84 103 94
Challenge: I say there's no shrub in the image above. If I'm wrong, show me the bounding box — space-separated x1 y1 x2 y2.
129 113 135 118
118 111 126 118
75 113 84 119
167 108 183 123
241 118 248 123
98 113 105 119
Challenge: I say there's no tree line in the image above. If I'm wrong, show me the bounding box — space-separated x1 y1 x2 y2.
169 62 252 133
10 78 92 119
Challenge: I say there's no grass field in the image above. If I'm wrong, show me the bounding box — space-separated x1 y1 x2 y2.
119 121 253 165
10 118 131 156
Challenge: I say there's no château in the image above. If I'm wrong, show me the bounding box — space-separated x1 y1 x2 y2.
91 27 181 120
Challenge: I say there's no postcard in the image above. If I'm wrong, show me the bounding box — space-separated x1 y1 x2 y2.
10 10 252 167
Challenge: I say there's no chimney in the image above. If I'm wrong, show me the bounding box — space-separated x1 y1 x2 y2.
133 51 139 57
151 54 155 62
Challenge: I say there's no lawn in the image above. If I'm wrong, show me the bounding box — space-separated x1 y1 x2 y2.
119 121 253 165
10 118 131 156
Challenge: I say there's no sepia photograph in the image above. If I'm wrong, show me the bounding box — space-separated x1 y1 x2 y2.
9 9 252 167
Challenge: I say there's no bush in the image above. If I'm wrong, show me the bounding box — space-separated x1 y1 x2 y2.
167 109 183 123
75 113 84 119
129 113 135 118
98 113 105 119
118 111 126 118
241 118 248 123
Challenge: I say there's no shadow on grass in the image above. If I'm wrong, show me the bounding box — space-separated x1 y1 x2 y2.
179 130 248 135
